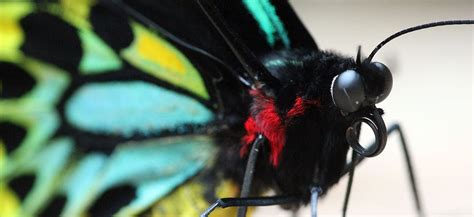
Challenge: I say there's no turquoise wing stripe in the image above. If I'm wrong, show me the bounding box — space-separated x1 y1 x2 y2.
10 138 73 217
243 0 291 47
62 153 107 216
59 136 215 216
65 81 214 137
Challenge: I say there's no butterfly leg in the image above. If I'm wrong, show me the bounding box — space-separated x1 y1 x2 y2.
341 123 424 217
237 134 265 217
201 134 297 217
310 186 322 217
387 123 424 217
342 150 358 217
200 195 299 217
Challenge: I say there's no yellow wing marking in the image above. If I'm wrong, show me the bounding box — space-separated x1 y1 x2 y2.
149 179 251 217
0 2 32 61
0 183 21 217
122 23 210 99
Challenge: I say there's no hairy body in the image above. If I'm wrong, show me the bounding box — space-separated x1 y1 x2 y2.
216 50 357 203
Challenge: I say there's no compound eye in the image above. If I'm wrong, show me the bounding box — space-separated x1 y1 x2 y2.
331 69 366 113
365 62 393 104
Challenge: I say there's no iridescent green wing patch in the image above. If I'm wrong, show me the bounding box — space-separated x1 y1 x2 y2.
78 28 122 74
0 59 69 175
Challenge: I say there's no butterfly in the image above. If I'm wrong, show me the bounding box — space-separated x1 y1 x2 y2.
1 0 472 217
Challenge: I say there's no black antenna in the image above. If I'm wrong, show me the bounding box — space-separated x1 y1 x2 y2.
367 20 474 62
197 0 281 91
103 0 252 87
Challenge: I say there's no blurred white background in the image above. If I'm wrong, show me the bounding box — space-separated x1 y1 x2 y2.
253 0 473 216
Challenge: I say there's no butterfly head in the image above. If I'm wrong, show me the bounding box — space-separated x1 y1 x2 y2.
330 58 393 114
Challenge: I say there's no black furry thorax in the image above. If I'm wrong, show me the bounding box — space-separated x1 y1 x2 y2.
216 48 361 204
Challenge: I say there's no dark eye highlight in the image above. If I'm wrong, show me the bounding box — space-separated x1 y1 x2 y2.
330 69 366 113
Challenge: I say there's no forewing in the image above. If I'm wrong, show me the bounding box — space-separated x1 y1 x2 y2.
120 0 317 59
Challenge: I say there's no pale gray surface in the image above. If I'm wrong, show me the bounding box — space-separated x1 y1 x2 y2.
252 1 473 217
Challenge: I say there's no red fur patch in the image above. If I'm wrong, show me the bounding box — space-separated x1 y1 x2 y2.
287 97 306 117
241 90 320 167
240 117 257 156
287 97 320 118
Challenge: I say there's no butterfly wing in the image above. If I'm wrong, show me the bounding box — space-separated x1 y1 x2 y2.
0 1 219 217
120 0 317 57
0 0 317 216
116 0 318 115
